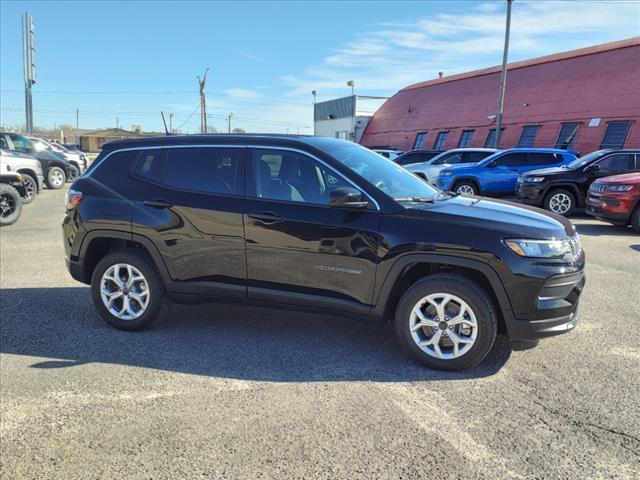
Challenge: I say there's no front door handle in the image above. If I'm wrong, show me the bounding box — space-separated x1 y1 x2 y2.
248 212 284 225
144 199 173 209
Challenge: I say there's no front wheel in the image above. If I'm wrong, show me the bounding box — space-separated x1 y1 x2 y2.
46 166 66 189
454 181 478 196
544 189 575 216
631 205 640 234
394 274 497 371
67 164 80 183
91 250 166 331
0 184 24 226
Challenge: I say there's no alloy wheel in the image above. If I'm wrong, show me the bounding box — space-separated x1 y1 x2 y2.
409 293 478 360
0 192 17 218
549 193 572 215
49 169 65 188
456 184 476 195
23 177 37 201
100 263 150 320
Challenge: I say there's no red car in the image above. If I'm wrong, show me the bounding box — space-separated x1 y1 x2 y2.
586 172 640 232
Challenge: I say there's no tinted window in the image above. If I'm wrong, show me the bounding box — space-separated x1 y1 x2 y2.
91 150 139 184
434 132 448 150
8 134 33 152
433 152 462 165
462 151 494 163
164 147 240 195
595 154 634 171
555 123 580 149
0 136 8 149
601 121 631 149
458 130 474 147
518 126 540 147
252 149 351 205
413 132 426 149
493 152 527 167
133 149 166 182
396 152 422 165
527 152 562 166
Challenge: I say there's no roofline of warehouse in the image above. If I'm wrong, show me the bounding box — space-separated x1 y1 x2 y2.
402 36 640 92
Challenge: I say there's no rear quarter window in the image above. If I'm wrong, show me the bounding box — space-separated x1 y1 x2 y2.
90 149 139 184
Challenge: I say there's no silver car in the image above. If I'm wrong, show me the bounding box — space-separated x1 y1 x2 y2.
405 148 498 183
0 148 44 204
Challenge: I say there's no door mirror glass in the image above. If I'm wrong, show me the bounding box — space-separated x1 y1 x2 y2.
486 160 497 168
330 187 369 209
584 163 600 173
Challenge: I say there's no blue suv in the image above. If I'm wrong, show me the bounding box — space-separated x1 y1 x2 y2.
434 148 578 196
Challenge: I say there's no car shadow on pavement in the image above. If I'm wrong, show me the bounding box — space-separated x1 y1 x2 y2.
0 287 511 382
574 221 632 237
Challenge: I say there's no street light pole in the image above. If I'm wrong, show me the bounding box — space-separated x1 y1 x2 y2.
494 0 512 149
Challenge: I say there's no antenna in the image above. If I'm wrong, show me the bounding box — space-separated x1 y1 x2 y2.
160 111 169 135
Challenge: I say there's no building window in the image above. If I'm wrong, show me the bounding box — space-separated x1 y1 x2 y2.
413 132 427 149
433 131 448 150
600 121 631 149
517 125 540 147
458 130 474 147
484 128 504 148
555 123 580 149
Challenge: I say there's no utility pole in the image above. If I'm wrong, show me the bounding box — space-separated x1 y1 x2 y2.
76 108 79 129
198 68 210 133
116 117 119 129
494 0 512 149
311 90 317 136
227 112 233 133
169 113 173 133
22 12 36 133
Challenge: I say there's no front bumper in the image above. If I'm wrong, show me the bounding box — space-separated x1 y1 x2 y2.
508 306 580 341
586 193 633 224
434 177 454 190
515 183 545 206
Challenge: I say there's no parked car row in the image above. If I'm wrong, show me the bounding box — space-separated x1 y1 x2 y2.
0 132 88 226
394 146 640 232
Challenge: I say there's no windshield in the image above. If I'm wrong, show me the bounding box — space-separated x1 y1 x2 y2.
565 150 610 170
310 138 439 201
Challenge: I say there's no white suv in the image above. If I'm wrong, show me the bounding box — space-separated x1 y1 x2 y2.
0 148 44 204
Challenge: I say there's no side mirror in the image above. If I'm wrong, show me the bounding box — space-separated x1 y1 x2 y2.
486 160 497 168
584 163 600 174
330 186 369 209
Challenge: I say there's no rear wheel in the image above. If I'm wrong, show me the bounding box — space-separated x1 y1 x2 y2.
46 166 66 189
454 181 478 196
394 274 497 371
67 164 80 183
20 173 38 204
544 188 575 216
91 249 165 331
0 184 23 226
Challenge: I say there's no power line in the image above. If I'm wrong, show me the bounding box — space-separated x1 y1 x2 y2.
174 104 201 131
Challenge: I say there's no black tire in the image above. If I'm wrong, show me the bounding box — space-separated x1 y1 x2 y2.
631 204 640 234
90 249 166 331
544 188 575 217
20 173 38 204
453 181 478 196
394 274 498 371
45 166 66 189
67 164 80 183
0 184 23 226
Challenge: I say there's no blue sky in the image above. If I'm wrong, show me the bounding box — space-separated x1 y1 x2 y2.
1 0 639 133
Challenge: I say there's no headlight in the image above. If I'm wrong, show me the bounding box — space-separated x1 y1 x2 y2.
440 171 453 177
607 185 633 192
504 238 574 258
525 177 545 183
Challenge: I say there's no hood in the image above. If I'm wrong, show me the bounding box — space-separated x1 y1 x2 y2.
523 167 569 177
403 195 575 239
594 172 640 184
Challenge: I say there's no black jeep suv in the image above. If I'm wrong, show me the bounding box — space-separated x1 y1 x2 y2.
63 135 585 371
516 149 640 216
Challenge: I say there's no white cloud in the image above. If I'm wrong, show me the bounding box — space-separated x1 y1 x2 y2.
223 88 264 101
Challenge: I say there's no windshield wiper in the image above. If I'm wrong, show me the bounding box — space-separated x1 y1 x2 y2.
394 196 435 203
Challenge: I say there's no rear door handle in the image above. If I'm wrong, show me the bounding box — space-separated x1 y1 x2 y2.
248 212 284 224
144 199 173 209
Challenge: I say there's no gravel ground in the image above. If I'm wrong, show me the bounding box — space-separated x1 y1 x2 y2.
1 188 639 479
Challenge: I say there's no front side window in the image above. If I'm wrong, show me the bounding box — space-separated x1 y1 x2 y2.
164 147 240 195
518 125 540 148
308 138 439 201
493 152 527 167
434 132 448 150
555 123 580 149
595 153 634 172
251 149 351 205
458 130 474 147
8 134 33 152
600 121 631 149
433 152 462 165
413 132 427 149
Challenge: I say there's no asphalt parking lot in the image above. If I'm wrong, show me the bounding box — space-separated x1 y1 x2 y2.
1 187 639 480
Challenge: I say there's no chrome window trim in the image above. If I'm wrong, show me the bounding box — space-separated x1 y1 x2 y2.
88 143 380 210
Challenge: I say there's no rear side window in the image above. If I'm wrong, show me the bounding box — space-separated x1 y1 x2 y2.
433 152 462 165
163 147 240 195
91 150 139 184
527 152 562 165
463 151 493 163
396 153 421 165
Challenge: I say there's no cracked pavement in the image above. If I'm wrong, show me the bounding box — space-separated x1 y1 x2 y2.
1 188 639 479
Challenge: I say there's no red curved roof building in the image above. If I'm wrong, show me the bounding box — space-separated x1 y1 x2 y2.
360 38 640 155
